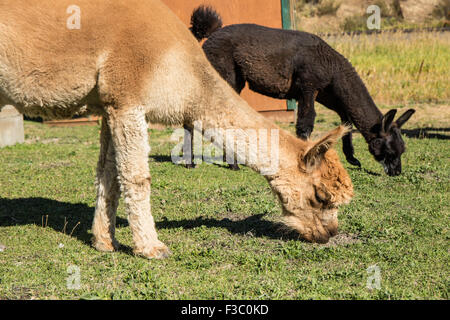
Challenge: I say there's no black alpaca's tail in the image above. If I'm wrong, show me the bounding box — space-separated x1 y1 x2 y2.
189 6 223 41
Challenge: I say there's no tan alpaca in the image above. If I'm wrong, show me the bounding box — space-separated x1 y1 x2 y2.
0 0 353 259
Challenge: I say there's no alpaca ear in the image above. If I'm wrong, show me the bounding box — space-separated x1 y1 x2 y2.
381 109 397 132
302 126 350 169
395 109 415 128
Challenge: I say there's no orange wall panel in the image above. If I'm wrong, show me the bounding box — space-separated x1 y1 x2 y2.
163 0 283 28
162 0 287 112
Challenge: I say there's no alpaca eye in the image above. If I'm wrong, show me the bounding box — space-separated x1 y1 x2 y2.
370 139 385 159
372 139 383 147
315 186 330 204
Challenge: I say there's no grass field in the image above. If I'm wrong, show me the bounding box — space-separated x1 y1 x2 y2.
0 30 449 299
0 101 448 300
326 31 450 106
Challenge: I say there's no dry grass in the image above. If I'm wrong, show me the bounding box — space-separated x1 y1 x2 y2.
294 0 447 33
324 31 450 105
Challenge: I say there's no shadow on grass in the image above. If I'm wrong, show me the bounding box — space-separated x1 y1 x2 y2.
402 127 450 140
150 154 241 171
0 198 300 253
156 214 301 241
149 155 173 163
0 197 130 252
348 167 381 176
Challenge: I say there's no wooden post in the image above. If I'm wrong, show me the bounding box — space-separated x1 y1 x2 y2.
281 0 292 30
281 0 297 111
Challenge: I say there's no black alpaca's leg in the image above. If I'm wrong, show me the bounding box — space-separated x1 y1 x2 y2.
338 115 361 167
342 130 361 167
222 70 244 171
296 90 317 140
221 131 239 171
229 160 240 171
222 154 240 170
183 124 196 169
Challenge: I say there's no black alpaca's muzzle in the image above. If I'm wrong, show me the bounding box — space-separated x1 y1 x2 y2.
381 158 402 176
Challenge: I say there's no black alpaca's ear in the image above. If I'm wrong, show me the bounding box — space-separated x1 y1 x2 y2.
395 109 415 128
381 109 397 133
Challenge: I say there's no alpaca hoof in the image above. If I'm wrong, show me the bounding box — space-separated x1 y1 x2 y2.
92 238 120 252
134 243 171 259
228 164 240 171
185 163 197 169
347 157 361 167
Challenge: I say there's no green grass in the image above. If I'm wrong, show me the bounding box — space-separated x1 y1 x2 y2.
0 105 448 299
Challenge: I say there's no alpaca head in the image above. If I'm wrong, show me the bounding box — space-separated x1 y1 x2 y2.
369 109 415 176
271 126 353 243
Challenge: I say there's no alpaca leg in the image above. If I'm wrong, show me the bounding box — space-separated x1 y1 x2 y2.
183 124 196 169
92 119 121 252
205 59 242 171
342 131 361 167
231 69 246 94
222 153 240 170
222 130 240 171
296 90 317 139
228 162 240 171
225 74 244 171
107 107 170 259
339 114 361 167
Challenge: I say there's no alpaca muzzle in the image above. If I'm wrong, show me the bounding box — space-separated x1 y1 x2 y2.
282 210 339 244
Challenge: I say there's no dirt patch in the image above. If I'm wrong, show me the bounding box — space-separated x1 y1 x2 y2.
4 286 36 300
39 160 73 169
25 137 60 144
319 232 361 247
295 0 443 33
401 0 441 23
299 103 450 139
394 104 450 128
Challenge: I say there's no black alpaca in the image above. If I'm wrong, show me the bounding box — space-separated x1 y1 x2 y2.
188 6 415 176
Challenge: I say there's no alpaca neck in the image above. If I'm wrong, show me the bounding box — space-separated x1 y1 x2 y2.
333 70 383 142
195 77 303 177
